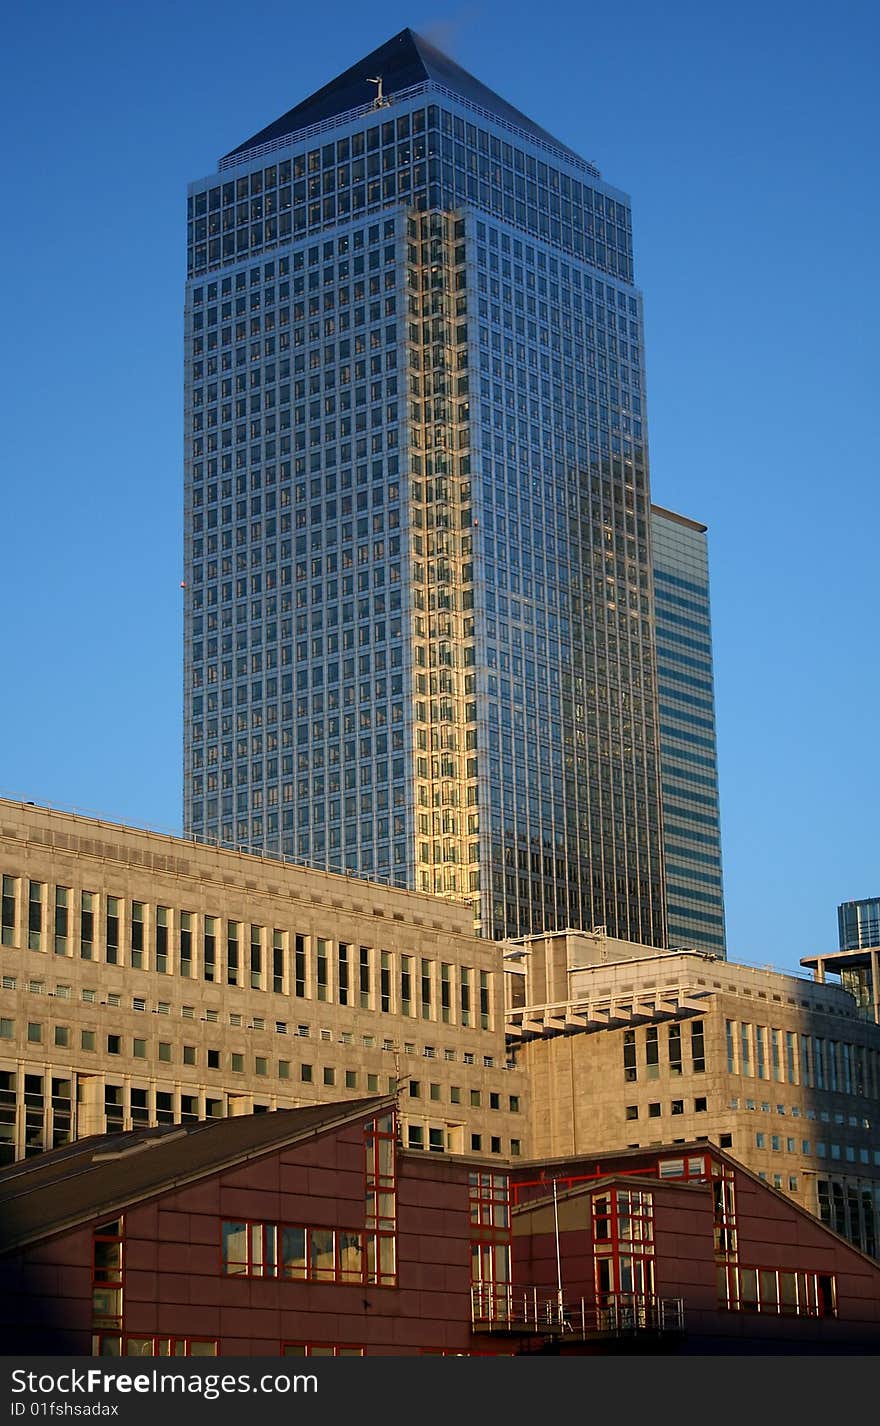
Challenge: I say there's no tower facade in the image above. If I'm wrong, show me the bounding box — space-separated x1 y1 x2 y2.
184 30 666 944
839 897 880 952
651 506 725 955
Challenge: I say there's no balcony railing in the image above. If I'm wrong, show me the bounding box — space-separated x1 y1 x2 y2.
471 1285 684 1338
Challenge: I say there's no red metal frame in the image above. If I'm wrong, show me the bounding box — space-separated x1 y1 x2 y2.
364 1109 397 1287
91 1218 124 1351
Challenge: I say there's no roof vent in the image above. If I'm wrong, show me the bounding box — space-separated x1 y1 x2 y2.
92 1129 188 1162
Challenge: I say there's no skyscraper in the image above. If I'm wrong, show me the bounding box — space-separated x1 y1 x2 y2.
184 29 666 945
651 506 726 956
838 896 880 951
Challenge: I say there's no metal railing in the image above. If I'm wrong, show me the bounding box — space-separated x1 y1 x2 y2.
220 79 601 180
471 1285 684 1337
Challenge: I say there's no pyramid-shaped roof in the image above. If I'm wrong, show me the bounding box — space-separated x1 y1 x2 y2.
224 27 582 163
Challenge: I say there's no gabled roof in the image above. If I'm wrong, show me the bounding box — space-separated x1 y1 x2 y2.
0 1096 394 1255
224 27 582 163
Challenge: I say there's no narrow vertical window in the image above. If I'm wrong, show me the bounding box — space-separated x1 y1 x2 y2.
645 1026 659 1079
359 946 371 1009
155 906 169 974
459 966 471 1027
380 951 391 1012
227 921 240 986
755 1026 766 1079
740 1023 751 1077
440 963 451 1023
250 925 263 990
828 1041 839 1094
726 1020 736 1074
691 1019 705 1073
668 1023 682 1076
106 897 119 965
54 887 70 955
28 881 44 951
179 912 193 978
801 1035 812 1088
623 1029 637 1082
771 1029 782 1082
316 938 328 1001
479 971 490 1030
80 891 95 960
130 902 144 969
1 876 16 946
294 934 306 997
420 959 432 1020
338 942 350 1005
272 931 285 994
204 916 216 981
400 955 412 1016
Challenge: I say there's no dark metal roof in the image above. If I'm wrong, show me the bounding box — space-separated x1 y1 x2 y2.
0 1096 393 1255
224 27 582 163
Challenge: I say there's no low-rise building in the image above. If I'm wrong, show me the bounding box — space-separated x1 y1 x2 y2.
506 930 880 1257
2 1098 878 1355
0 799 526 1163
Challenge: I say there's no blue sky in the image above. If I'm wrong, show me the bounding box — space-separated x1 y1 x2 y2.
2 0 877 974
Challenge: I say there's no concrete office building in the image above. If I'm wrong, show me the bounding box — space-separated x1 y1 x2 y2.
505 929 880 1258
183 28 667 946
651 506 725 956
0 799 527 1165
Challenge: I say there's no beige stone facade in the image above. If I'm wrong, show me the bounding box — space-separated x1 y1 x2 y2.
506 930 880 1257
0 800 527 1163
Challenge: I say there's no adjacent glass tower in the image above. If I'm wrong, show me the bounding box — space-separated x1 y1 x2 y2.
651 506 725 956
839 897 880 951
183 29 667 945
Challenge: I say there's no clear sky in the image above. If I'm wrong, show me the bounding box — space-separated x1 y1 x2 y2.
2 0 877 976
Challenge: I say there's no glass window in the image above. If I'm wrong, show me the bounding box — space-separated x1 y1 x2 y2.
28 881 43 951
80 891 95 960
623 1029 637 1082
155 906 169 973
1 876 15 946
54 887 70 955
130 902 145 969
645 1026 659 1079
180 912 193 977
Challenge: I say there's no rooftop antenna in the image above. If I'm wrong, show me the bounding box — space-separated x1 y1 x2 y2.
367 76 389 107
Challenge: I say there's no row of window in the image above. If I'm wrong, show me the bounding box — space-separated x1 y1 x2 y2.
622 1021 705 1082
3 971 504 1063
718 1265 836 1317
222 1220 369 1282
96 1335 365 1357
818 1177 878 1258
729 1095 870 1127
1 878 492 1026
6 977 511 1072
624 1097 708 1120
726 1019 877 1097
406 1124 518 1156
190 106 625 279
6 1015 520 1105
94 1336 219 1357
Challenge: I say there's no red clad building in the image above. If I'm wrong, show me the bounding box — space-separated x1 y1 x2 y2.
0 1096 878 1355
